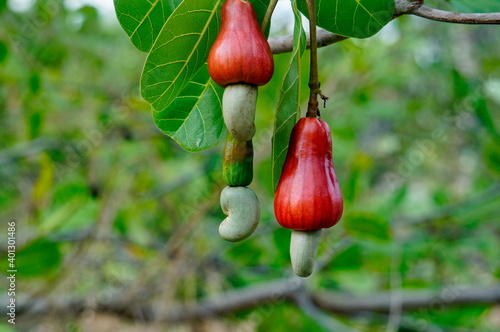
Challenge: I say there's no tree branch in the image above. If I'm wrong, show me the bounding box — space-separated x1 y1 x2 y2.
268 28 346 55
294 290 360 332
312 284 500 313
11 280 500 323
412 5 500 24
268 0 500 54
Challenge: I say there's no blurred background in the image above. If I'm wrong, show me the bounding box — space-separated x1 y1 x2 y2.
0 0 499 331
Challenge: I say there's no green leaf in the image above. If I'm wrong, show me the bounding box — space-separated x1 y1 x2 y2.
141 0 222 114
298 0 395 39
153 65 226 151
272 0 306 190
113 0 183 53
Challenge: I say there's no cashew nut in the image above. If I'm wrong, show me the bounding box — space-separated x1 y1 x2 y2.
290 229 322 277
222 83 258 141
219 186 260 242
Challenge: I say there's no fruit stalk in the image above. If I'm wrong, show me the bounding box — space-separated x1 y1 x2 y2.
305 0 322 118
260 0 279 33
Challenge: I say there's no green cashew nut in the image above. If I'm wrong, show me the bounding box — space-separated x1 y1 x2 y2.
222 83 258 141
222 133 253 186
219 186 260 242
290 229 322 277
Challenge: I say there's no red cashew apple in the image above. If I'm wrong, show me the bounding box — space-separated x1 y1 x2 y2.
274 117 343 277
274 117 343 230
208 0 274 88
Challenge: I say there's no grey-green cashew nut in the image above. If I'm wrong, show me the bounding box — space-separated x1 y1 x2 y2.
222 83 258 141
290 229 322 278
219 186 260 242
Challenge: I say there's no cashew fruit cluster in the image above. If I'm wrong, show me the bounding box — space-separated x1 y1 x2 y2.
274 117 344 277
208 0 274 242
209 0 343 278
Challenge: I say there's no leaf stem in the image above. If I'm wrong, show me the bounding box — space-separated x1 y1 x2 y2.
261 0 279 33
305 0 325 118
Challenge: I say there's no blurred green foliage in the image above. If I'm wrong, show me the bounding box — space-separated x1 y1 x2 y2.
0 1 499 331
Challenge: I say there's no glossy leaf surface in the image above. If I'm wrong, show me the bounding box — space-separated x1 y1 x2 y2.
152 65 226 152
141 0 223 113
272 0 306 190
298 0 394 38
114 0 183 52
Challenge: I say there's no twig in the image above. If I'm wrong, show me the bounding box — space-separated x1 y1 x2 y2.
260 0 278 33
11 282 500 323
305 0 321 118
294 290 361 332
312 285 500 313
413 5 500 24
268 0 500 54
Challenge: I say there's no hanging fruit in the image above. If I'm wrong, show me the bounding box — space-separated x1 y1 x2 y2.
209 0 274 242
208 0 274 88
208 0 274 141
274 117 343 277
